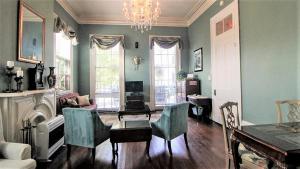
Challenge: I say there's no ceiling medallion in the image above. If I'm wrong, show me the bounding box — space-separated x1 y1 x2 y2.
123 0 161 33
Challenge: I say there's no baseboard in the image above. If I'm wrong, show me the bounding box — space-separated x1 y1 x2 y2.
241 120 254 126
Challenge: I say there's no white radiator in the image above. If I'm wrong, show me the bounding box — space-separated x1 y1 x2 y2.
35 115 64 160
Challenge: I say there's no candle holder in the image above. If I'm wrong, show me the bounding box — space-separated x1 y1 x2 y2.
3 66 16 93
15 76 23 92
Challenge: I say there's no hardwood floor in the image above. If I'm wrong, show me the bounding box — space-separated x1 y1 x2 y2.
37 117 232 169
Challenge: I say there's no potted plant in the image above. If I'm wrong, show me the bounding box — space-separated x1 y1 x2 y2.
176 70 187 81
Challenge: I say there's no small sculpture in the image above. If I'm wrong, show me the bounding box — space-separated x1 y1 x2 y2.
132 56 143 70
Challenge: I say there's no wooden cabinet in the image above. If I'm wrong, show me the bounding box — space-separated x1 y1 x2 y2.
177 79 201 102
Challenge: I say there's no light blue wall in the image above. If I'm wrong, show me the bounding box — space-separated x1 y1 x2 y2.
298 0 300 97
240 0 298 124
188 0 233 96
78 25 189 101
188 0 298 124
54 1 79 92
0 0 54 90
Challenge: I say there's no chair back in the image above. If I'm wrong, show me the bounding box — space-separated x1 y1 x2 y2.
220 102 240 154
275 100 300 123
63 108 98 148
163 102 189 139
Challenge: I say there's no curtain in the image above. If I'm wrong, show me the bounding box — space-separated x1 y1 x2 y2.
150 37 182 49
54 17 79 46
90 35 125 50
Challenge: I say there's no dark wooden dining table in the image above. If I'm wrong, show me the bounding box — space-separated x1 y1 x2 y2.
231 122 300 169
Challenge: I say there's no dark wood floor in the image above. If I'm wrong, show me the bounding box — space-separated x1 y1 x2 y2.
37 117 232 169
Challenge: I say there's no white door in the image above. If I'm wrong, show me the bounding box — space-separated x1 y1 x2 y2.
210 0 241 124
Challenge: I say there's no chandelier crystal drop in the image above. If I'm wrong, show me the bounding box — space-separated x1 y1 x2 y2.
123 0 161 33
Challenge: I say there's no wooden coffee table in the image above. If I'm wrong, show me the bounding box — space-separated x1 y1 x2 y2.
118 105 151 121
109 120 152 161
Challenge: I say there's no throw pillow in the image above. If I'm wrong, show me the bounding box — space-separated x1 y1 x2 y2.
66 98 78 106
77 95 91 106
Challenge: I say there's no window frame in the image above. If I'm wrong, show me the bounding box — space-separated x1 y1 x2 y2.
149 35 181 109
54 32 74 93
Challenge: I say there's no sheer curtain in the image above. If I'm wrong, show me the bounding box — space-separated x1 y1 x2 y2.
150 36 182 109
90 35 125 111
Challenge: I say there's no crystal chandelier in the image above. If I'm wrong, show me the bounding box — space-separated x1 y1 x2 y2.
123 0 161 33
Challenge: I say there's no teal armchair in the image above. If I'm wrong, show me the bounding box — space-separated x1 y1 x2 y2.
151 102 189 155
63 108 112 164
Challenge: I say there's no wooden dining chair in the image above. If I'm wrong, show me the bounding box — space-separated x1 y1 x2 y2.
220 102 269 169
275 100 300 123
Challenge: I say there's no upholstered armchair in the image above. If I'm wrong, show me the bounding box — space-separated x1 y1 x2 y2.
220 102 269 169
63 108 112 164
151 102 189 155
0 119 36 169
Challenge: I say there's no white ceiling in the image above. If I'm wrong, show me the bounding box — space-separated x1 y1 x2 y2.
56 0 217 27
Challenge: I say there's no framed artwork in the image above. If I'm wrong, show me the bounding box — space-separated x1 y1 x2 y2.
194 48 203 72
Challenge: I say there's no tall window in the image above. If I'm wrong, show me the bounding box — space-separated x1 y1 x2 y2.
91 42 124 110
151 42 180 107
55 32 72 91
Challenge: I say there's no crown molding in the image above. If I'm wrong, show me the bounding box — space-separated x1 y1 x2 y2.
184 0 206 21
56 0 80 22
78 16 188 27
187 0 216 26
56 0 216 27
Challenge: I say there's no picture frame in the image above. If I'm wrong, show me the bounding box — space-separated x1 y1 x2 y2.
194 48 203 72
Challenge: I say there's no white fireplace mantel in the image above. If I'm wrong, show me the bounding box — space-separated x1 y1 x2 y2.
0 89 56 142
0 89 55 98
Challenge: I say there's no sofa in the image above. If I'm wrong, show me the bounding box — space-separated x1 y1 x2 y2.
56 92 96 115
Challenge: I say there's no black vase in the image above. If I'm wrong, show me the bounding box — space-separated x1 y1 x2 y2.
47 67 56 88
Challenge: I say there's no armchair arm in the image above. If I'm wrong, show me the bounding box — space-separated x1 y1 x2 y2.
0 142 31 160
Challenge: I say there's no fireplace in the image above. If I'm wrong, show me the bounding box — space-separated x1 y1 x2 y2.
0 89 63 160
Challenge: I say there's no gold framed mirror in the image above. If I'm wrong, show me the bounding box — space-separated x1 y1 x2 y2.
18 0 45 64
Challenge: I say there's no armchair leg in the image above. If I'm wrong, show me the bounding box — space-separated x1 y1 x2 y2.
92 148 96 165
167 141 172 156
184 133 189 149
67 144 71 160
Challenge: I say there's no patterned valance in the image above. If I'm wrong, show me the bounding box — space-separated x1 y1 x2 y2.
90 35 125 50
150 37 182 49
54 17 79 46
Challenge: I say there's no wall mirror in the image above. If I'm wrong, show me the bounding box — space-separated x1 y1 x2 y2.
18 0 45 64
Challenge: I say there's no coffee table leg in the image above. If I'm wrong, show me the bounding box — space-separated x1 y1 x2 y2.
111 142 115 161
146 140 151 159
148 113 151 120
118 114 121 121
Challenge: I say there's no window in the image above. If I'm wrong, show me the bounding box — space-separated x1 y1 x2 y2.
90 42 124 110
151 41 181 108
55 32 72 91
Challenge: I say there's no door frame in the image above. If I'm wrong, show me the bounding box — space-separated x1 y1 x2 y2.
210 0 242 123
